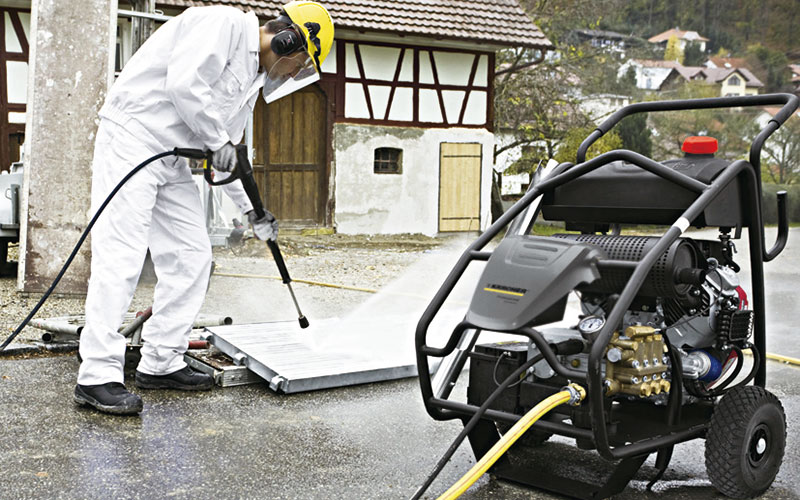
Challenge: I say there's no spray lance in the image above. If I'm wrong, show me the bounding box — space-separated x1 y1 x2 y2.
177 145 309 329
0 145 308 352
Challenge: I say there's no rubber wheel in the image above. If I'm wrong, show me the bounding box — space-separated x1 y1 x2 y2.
705 386 786 498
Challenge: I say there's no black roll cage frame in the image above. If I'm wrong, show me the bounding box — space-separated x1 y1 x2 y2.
414 93 800 462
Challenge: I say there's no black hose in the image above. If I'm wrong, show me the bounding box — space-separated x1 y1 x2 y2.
706 344 759 397
0 150 177 351
685 344 759 399
409 352 544 500
707 345 745 393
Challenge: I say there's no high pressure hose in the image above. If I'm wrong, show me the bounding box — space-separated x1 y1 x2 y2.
410 339 584 500
1 144 310 350
0 150 176 351
437 384 585 500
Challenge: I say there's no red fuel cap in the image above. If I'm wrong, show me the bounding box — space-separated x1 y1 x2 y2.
682 136 718 154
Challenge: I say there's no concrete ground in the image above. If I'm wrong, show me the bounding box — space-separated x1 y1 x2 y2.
2 228 800 500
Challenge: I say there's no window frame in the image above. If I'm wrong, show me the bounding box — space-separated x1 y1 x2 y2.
373 147 403 175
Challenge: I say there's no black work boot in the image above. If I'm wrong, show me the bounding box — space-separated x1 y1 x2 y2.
134 366 213 391
74 383 143 415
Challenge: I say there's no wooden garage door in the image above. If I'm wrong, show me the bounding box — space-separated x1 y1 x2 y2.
439 143 481 231
253 85 327 226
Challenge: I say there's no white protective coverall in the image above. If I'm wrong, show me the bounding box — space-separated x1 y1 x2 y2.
78 6 266 385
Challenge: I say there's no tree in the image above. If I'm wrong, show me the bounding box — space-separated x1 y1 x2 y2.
494 0 621 167
617 113 652 157
761 116 800 184
494 58 589 166
683 42 705 66
664 35 684 63
648 82 717 159
746 43 791 92
554 127 622 163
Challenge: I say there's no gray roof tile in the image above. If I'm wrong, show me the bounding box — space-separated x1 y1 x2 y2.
156 0 552 48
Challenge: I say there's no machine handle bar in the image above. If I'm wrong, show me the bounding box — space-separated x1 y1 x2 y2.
577 93 799 168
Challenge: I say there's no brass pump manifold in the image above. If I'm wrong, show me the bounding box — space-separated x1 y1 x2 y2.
604 325 670 397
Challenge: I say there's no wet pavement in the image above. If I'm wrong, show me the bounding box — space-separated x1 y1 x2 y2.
1 228 800 499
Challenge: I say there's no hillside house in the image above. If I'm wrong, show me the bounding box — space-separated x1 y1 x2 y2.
566 29 644 54
5 0 551 236
618 59 680 90
648 27 708 53
619 59 763 96
701 66 763 96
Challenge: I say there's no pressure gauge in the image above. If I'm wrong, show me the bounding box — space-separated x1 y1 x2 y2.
578 316 606 339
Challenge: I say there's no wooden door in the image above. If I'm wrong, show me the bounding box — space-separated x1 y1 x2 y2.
439 143 481 231
253 85 327 227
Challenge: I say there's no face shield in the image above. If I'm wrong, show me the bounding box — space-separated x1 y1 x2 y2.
262 27 321 104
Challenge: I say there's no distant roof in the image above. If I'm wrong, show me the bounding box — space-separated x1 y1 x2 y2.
648 27 709 44
632 59 681 68
673 64 704 80
706 56 748 70
702 67 764 87
760 106 782 118
572 28 631 40
630 60 764 87
155 0 553 49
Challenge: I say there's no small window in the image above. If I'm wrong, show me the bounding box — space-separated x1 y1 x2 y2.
728 75 741 86
374 147 403 174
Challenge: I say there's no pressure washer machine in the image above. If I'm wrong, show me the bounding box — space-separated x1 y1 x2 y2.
414 94 799 499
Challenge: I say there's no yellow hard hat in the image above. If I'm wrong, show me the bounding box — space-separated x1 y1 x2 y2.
282 1 334 74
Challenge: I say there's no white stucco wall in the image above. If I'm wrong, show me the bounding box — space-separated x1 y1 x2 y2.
333 123 494 235
579 94 630 124
501 172 529 196
619 61 673 90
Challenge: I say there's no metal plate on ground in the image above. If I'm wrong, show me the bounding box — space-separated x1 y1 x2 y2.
203 319 420 394
184 349 263 387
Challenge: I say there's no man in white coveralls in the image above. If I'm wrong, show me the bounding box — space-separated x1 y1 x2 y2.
74 1 334 415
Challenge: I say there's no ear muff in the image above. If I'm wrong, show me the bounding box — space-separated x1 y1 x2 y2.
271 27 304 56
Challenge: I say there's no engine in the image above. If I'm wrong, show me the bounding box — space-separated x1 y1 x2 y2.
527 232 754 402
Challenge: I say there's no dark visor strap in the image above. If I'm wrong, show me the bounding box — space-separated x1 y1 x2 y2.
304 21 322 72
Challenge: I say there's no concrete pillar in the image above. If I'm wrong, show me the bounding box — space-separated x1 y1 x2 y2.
18 0 118 293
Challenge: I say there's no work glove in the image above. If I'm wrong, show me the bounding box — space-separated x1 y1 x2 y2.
212 142 237 172
248 210 279 242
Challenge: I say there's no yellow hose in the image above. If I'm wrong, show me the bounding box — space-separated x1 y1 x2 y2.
212 271 380 294
212 271 469 304
765 352 800 367
738 350 800 368
436 385 585 500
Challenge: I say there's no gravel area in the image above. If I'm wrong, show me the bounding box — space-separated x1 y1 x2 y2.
0 234 447 346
